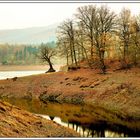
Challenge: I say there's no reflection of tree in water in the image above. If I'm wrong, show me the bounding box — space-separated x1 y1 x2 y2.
43 115 139 138
49 116 54 120
81 122 106 137
68 120 80 132
67 119 140 137
88 122 106 137
67 120 127 137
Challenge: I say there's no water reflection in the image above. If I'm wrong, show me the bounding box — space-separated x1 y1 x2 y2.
0 71 46 80
38 114 131 137
49 116 55 120
1 98 140 137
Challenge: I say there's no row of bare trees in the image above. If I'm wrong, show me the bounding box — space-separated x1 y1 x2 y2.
57 5 140 73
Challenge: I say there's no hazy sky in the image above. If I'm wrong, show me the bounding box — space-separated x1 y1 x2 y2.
0 3 140 30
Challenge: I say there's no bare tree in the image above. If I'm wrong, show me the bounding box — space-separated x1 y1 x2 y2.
57 36 70 66
118 8 131 64
130 16 140 65
93 5 116 73
39 43 56 73
58 19 78 66
75 21 90 65
75 5 97 58
75 5 116 73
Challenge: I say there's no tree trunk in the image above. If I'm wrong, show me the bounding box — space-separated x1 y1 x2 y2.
81 45 85 60
90 35 94 58
71 24 77 66
70 42 74 64
46 59 55 73
73 44 78 66
77 46 80 62
134 41 139 66
99 50 106 74
66 52 69 66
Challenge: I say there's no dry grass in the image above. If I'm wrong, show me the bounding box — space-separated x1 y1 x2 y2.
0 100 79 137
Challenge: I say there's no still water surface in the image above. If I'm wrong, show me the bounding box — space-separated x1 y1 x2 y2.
0 70 46 80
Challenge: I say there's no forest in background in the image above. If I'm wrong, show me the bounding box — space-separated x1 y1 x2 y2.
0 41 56 65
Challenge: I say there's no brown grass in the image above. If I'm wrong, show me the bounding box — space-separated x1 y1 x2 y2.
0 100 79 137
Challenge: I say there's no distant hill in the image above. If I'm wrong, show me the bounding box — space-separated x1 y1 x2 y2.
0 23 58 44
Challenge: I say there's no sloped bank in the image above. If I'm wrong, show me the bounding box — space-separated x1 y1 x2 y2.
0 100 79 137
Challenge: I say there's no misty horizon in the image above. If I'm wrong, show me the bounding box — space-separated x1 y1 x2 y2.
0 3 140 30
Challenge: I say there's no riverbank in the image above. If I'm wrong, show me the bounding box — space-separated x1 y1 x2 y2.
0 100 79 137
0 67 140 133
